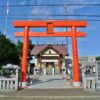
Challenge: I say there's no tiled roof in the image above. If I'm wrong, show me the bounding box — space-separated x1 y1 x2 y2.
80 62 95 67
31 44 68 56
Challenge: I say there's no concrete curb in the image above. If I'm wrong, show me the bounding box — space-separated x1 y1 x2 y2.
0 96 100 99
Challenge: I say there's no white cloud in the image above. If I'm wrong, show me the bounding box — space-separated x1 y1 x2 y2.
30 7 52 20
29 0 60 19
29 0 99 19
30 7 51 15
67 0 98 14
20 1 27 5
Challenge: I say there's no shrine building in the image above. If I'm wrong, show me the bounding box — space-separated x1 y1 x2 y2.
31 44 68 75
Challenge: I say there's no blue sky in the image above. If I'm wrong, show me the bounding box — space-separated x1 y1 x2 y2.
0 0 100 56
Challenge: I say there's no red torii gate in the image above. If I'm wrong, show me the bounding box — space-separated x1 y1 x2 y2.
13 20 87 87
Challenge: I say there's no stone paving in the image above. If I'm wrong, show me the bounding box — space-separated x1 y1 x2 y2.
28 75 72 89
1 75 100 100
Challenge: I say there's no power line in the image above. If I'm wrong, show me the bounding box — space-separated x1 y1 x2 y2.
2 17 100 21
1 14 100 17
1 4 100 7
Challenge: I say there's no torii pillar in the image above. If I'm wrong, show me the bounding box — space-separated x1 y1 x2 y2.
13 20 87 87
20 26 29 86
72 26 80 86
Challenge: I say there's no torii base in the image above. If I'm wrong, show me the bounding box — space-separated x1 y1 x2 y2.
20 82 27 88
73 82 81 87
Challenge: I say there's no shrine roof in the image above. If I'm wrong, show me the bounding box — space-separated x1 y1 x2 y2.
31 44 68 56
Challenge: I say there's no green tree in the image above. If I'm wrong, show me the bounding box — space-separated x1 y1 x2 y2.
96 56 100 60
0 34 20 67
16 39 34 65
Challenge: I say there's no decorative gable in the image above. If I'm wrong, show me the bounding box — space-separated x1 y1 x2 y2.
43 48 58 55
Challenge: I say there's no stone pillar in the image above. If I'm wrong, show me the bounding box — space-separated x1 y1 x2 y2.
52 67 55 75
87 80 91 89
92 79 96 90
44 68 46 75
34 67 37 75
15 68 19 90
82 69 86 89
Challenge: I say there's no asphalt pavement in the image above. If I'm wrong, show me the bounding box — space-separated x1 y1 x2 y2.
0 89 100 100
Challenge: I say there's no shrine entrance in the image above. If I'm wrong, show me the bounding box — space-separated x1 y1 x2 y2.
46 62 54 75
13 20 87 87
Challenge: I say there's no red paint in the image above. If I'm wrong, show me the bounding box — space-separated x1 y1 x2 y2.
15 31 86 37
72 26 80 82
20 26 29 82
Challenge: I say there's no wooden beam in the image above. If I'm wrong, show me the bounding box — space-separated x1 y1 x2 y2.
13 20 87 27
47 22 54 34
15 31 86 37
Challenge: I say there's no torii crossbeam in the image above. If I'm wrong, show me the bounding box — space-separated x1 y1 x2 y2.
13 20 87 87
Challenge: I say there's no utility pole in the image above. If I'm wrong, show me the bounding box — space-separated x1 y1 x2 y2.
4 0 9 36
64 5 68 54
